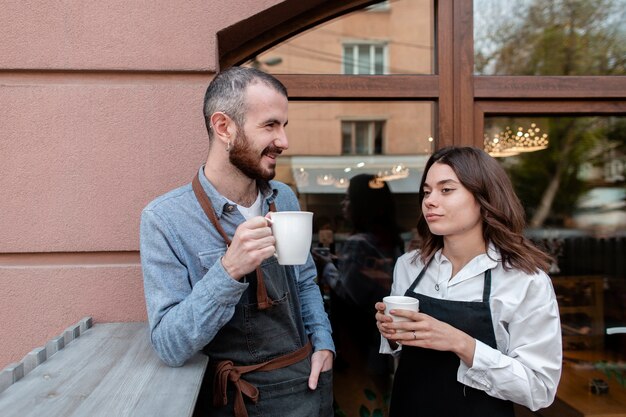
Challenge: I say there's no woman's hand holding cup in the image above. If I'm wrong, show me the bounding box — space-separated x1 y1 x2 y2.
376 296 420 342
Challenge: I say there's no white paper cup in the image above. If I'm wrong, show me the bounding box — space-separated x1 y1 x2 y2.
383 296 419 332
268 211 313 265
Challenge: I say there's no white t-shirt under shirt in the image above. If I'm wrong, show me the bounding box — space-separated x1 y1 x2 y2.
380 243 562 411
229 191 263 220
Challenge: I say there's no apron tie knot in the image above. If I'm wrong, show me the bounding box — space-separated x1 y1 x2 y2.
211 343 313 417
213 360 260 417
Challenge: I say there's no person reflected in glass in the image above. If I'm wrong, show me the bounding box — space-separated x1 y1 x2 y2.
375 147 562 416
315 174 404 397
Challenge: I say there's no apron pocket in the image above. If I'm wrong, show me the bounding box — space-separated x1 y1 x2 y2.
243 292 301 362
256 375 333 417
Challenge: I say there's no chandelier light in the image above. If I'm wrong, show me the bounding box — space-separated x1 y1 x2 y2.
484 123 549 158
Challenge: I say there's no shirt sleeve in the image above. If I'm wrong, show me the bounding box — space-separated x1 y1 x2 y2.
140 208 248 367
457 273 562 411
296 249 335 355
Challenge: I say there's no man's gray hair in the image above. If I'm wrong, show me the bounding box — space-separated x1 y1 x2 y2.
203 67 288 141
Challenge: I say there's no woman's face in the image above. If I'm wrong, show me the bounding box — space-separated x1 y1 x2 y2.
421 162 482 238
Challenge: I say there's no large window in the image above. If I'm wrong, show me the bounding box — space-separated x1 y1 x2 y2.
226 0 626 415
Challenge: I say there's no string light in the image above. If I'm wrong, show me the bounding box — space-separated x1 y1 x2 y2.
316 174 335 185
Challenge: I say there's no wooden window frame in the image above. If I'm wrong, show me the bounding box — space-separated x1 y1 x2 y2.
216 0 626 151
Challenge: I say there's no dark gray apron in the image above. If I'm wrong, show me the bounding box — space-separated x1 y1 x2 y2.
389 260 514 417
191 174 333 417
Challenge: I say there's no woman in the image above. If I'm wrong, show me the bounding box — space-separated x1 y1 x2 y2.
315 174 404 393
320 174 404 308
375 147 562 416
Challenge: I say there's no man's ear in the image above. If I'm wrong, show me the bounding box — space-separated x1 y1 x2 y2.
210 112 236 141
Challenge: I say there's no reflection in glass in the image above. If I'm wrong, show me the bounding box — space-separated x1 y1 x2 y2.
486 116 626 380
273 99 432 415
486 116 625 233
273 99 432 248
245 0 435 75
474 0 626 75
276 100 434 197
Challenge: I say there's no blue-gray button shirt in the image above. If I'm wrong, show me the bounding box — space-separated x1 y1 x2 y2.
140 167 334 367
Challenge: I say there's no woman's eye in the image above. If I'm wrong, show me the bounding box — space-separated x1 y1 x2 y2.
422 190 431 196
441 188 454 193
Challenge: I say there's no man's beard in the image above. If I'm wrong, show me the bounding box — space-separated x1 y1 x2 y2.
229 130 281 181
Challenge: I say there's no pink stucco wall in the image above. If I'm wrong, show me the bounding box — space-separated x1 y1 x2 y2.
0 0 282 368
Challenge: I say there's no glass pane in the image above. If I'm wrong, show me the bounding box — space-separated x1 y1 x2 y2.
474 0 626 75
244 0 435 75
343 45 354 74
275 99 433 222
484 116 626 408
356 45 370 75
374 121 384 154
341 122 353 153
355 122 370 153
276 101 433 415
374 46 385 74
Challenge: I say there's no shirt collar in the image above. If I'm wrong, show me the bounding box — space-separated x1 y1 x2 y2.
197 166 278 219
432 242 501 280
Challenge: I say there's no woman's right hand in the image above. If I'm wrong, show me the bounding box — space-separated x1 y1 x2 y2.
375 301 395 339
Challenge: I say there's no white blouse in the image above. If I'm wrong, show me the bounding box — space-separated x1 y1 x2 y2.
380 245 562 411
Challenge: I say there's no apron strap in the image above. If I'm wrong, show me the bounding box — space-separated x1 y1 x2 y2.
482 269 492 302
192 173 276 310
407 257 493 303
407 257 433 293
213 342 313 417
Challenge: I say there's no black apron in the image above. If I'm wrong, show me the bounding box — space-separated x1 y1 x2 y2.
191 174 333 417
389 261 514 417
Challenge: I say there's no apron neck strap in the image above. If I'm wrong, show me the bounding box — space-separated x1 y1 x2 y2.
407 257 493 302
192 172 275 310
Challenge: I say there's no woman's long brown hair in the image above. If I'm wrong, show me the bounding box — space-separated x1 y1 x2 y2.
415 146 552 274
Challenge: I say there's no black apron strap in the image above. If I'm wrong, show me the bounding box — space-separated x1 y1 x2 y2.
406 257 433 294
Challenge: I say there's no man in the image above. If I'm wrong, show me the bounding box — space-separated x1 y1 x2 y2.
140 67 334 417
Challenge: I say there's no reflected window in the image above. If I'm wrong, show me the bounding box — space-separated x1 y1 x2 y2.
342 120 385 155
474 0 626 75
343 43 386 75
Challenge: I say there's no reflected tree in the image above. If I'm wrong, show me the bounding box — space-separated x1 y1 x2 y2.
476 0 625 76
476 0 626 227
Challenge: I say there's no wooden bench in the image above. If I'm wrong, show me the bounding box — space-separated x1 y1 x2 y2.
0 318 208 417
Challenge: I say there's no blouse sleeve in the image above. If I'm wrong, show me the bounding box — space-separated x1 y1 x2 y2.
457 272 562 411
379 253 416 356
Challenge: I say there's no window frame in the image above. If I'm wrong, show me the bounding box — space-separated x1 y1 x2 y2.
216 0 625 148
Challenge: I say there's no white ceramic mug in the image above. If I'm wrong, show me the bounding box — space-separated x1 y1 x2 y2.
268 211 313 265
383 295 419 332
